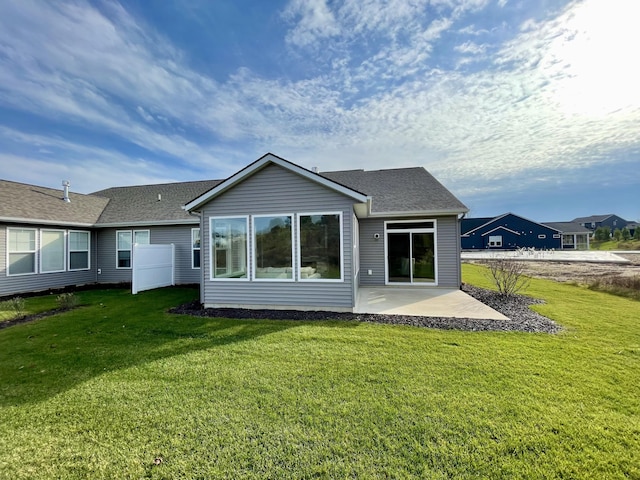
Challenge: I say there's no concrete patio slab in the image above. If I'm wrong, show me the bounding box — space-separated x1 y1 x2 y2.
461 250 630 264
355 287 508 320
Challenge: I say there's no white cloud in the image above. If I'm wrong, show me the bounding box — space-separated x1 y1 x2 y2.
282 0 340 47
0 0 638 207
454 41 486 54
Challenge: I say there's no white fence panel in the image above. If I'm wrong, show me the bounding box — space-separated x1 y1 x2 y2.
132 244 175 294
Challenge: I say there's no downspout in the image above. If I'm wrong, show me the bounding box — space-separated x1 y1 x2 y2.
457 212 466 289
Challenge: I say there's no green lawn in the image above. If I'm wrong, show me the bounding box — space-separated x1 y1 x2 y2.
0 271 639 479
591 239 640 250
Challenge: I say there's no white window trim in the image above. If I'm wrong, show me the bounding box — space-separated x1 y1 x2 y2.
296 211 344 283
538 234 546 239
6 227 38 277
116 229 149 269
116 230 132 270
252 213 295 282
68 230 91 271
353 214 359 281
383 219 438 286
191 228 201 269
40 229 67 274
210 216 250 281
488 235 503 247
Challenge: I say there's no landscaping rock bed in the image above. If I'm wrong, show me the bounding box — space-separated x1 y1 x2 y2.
170 285 561 334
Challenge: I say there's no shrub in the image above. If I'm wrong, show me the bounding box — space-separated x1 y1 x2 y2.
1 297 26 319
594 226 611 242
483 258 530 296
613 228 622 241
589 275 640 301
56 292 78 310
634 228 640 241
621 227 631 241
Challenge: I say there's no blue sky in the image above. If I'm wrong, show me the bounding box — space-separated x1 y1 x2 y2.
0 0 638 222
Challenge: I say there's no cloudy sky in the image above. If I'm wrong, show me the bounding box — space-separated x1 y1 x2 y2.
0 0 638 222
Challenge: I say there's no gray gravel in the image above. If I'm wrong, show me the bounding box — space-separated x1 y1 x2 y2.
170 285 561 334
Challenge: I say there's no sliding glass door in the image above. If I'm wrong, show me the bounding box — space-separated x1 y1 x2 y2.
386 221 436 284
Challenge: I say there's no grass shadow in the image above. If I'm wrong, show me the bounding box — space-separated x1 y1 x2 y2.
0 287 360 407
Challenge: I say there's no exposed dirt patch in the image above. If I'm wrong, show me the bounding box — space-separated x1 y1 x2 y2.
466 253 640 284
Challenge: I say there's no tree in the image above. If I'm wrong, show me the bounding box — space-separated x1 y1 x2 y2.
613 228 622 241
621 227 631 241
634 227 640 241
594 226 610 242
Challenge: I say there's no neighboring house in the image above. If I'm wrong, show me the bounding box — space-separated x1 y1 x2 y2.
2 153 468 309
572 214 628 233
184 153 468 311
0 178 218 298
461 213 562 250
542 222 591 250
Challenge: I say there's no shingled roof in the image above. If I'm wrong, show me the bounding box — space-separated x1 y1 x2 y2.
3 156 466 227
543 222 592 234
0 179 109 226
93 180 222 226
321 167 467 215
572 214 621 224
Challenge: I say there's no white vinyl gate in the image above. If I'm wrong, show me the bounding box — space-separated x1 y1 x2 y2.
131 244 175 294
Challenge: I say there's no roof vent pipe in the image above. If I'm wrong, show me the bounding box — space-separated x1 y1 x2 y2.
158 193 162 201
62 180 71 203
312 166 318 173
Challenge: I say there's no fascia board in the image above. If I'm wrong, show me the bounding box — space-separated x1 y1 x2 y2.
481 226 521 236
363 208 468 218
94 219 200 228
0 217 96 228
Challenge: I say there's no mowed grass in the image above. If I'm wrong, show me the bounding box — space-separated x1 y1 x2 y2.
0 271 638 479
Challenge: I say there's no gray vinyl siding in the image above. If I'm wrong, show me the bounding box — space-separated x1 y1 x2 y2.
1 223 98 298
358 218 386 286
436 216 461 288
95 225 200 285
201 164 355 309
358 215 461 288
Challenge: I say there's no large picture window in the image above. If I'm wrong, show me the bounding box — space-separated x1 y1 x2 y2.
41 229 66 273
69 231 90 270
7 228 36 276
298 213 342 281
211 217 248 279
253 215 293 280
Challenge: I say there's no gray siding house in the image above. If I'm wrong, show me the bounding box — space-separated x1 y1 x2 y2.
185 154 468 312
2 153 468 311
0 179 217 298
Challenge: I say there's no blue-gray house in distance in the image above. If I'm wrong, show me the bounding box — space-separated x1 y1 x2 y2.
572 214 628 233
461 213 562 250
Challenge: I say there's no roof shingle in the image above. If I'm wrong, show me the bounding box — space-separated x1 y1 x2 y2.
0 179 109 226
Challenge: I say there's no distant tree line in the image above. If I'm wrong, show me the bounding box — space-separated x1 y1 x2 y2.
594 226 639 242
